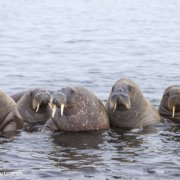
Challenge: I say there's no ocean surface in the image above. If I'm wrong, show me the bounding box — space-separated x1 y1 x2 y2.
0 0 180 179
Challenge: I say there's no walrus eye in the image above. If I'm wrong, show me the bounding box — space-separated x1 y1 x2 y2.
111 86 115 92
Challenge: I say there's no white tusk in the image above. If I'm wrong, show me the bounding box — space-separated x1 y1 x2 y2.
50 96 53 104
32 99 36 110
48 103 56 118
172 106 175 118
113 102 117 112
52 105 57 118
36 103 40 113
61 103 65 116
110 100 117 112
48 102 53 109
125 102 130 110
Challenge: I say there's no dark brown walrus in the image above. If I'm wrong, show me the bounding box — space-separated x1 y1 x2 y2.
41 86 110 132
158 85 180 124
106 78 160 129
0 90 23 132
16 88 55 125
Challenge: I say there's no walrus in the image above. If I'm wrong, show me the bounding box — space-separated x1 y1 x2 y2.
106 78 160 129
158 85 180 124
16 88 55 125
41 86 110 132
0 90 23 132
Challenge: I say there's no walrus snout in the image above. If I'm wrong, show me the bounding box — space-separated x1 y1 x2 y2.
32 92 52 112
52 92 67 117
168 94 180 118
31 91 58 119
109 93 131 112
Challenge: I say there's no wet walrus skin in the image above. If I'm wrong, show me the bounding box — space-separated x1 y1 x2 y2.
106 78 160 129
42 86 110 132
16 88 55 125
0 90 23 132
158 85 180 124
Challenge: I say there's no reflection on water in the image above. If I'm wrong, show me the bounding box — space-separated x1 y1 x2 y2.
0 125 179 179
0 0 180 179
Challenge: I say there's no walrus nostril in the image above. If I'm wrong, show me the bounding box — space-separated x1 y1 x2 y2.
116 88 123 92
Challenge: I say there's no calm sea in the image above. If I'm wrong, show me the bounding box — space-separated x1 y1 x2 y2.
0 0 179 179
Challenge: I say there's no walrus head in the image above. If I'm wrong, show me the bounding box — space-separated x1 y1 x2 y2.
51 87 79 118
159 85 180 123
30 89 55 117
107 78 141 112
109 89 131 112
51 91 67 117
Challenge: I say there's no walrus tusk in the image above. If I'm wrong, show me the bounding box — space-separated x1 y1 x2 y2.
172 106 175 118
113 103 117 112
50 96 53 104
32 99 40 112
52 105 56 118
48 103 56 118
48 102 53 109
125 102 130 110
32 99 37 110
61 103 65 116
36 103 40 112
109 99 117 112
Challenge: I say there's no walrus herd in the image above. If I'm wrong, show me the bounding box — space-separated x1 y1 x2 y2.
0 78 179 133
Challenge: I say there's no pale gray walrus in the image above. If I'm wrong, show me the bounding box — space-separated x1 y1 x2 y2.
0 90 23 132
158 85 180 124
42 86 110 132
106 78 160 129
14 88 56 125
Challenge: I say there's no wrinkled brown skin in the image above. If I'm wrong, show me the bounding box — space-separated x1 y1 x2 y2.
17 88 52 125
42 86 110 133
106 78 160 129
0 90 23 132
158 85 180 124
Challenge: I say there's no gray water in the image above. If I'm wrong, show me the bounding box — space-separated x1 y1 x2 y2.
0 0 180 179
